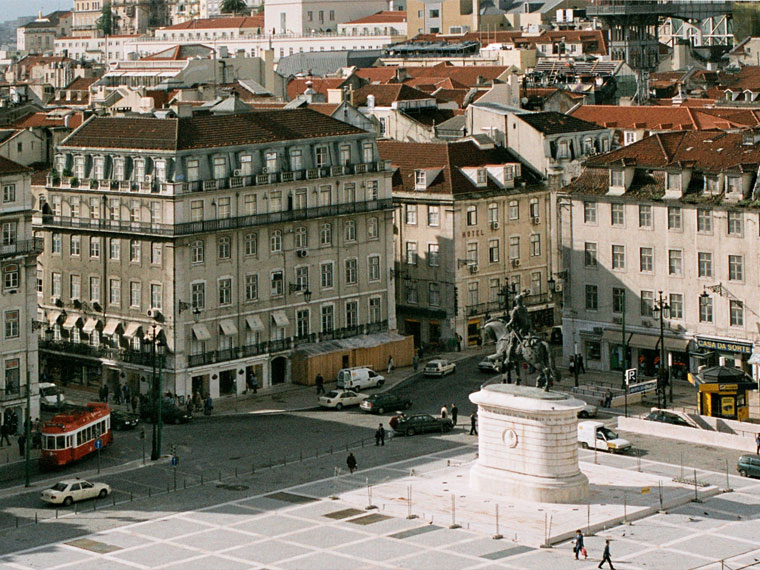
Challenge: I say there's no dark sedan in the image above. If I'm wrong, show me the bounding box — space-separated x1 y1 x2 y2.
111 409 140 430
360 393 412 414
393 413 453 436
140 402 192 424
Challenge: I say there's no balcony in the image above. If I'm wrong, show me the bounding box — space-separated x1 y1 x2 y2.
0 238 44 259
0 386 22 401
40 215 174 237
39 339 156 366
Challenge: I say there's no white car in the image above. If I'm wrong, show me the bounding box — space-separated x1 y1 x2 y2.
423 359 456 377
318 390 368 410
41 479 111 506
478 355 500 373
39 382 65 410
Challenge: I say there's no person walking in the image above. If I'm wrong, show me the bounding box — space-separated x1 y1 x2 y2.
456 333 463 352
0 423 10 447
440 404 448 419
204 394 213 416
251 371 258 394
469 411 477 435
122 384 130 406
413 354 419 372
375 423 385 446
756 433 760 455
573 530 585 560
346 452 357 473
451 403 458 426
387 355 394 374
577 353 586 374
17 433 25 457
315 373 325 396
598 539 614 569
417 345 423 360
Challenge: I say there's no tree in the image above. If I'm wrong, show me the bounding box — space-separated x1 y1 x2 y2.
219 0 248 15
96 2 113 36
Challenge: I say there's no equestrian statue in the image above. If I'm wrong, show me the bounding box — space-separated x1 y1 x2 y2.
483 294 559 391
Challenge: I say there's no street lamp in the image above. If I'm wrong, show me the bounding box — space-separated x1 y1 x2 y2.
289 283 312 302
653 291 671 407
498 278 517 317
148 323 166 461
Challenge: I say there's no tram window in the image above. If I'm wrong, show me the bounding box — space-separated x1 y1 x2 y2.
44 436 53 449
66 436 72 447
76 431 82 446
56 436 64 449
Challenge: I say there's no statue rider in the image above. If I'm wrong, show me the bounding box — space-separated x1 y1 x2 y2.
504 294 533 369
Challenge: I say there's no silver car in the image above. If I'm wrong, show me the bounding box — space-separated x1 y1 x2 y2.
423 359 456 377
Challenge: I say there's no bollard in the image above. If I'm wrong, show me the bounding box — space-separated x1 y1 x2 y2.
693 468 701 503
75 501 78 514
724 459 733 492
55 509 58 519
35 512 37 524
637 448 641 472
658 481 664 512
449 494 461 529
366 479 377 510
406 485 417 519
493 504 503 540
235 467 238 478
130 491 133 502
112 494 116 506
148 488 151 498
623 492 627 524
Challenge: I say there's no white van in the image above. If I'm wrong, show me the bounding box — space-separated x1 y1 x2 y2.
336 367 385 390
577 420 631 454
39 382 65 410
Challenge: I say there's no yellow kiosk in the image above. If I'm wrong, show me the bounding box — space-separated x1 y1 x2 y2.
688 366 755 421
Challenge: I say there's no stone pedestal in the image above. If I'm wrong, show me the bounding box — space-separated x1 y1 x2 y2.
469 384 588 503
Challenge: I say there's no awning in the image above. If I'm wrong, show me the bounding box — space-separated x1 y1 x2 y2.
82 318 100 334
271 311 289 328
144 325 162 342
62 314 82 330
627 333 660 350
663 337 689 353
103 319 122 336
123 322 143 339
47 310 62 326
246 314 264 331
219 319 238 336
192 323 211 341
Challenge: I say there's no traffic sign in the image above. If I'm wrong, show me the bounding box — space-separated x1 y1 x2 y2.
94 438 103 450
629 379 657 395
641 487 650 495
171 455 178 467
625 368 637 386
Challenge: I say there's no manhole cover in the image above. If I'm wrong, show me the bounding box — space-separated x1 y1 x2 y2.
216 484 249 491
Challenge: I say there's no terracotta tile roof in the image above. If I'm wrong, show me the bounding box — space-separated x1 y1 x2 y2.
354 67 398 84
12 112 84 129
161 16 263 30
303 103 340 116
16 55 72 67
405 64 510 87
61 109 365 151
345 11 406 24
569 105 737 131
353 84 432 106
716 66 760 92
518 112 604 135
432 88 470 107
64 77 97 91
286 77 347 101
0 156 31 176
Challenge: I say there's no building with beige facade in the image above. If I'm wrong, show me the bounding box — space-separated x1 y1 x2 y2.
378 138 555 349
35 108 396 400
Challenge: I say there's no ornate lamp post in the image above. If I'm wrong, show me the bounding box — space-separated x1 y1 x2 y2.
653 291 671 407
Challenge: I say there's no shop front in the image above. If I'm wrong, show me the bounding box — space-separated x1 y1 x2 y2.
689 365 756 420
692 337 754 374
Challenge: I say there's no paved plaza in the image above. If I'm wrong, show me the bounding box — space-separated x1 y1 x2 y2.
1 442 760 569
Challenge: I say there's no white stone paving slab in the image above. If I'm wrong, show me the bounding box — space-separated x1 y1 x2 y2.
223 538 315 565
230 513 317 537
276 550 369 570
333 536 423 562
168 527 255 553
109 542 200 567
159 554 253 570
124 518 216 541
2 546 94 570
390 548 486 569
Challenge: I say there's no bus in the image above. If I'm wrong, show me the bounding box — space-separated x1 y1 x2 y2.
40 403 112 469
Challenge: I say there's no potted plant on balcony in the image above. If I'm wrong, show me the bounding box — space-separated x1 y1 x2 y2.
70 177 79 187
50 168 60 186
89 179 98 189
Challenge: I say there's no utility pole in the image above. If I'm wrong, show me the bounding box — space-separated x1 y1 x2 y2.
24 368 31 487
656 291 670 408
622 290 628 418
150 323 161 460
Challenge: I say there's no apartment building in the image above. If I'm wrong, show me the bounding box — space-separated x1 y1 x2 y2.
36 108 396 400
17 11 72 55
264 0 388 35
0 157 42 435
378 138 554 349
561 129 760 381
72 0 167 37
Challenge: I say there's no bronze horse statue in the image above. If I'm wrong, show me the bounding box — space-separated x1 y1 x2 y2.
483 318 559 391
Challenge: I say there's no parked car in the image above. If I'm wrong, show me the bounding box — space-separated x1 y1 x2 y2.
737 454 760 478
319 390 368 410
39 382 65 410
392 413 453 436
140 401 192 424
41 479 110 506
478 355 500 373
423 359 456 377
111 409 140 430
336 367 385 390
555 392 597 418
360 393 412 414
644 409 695 428
577 421 631 454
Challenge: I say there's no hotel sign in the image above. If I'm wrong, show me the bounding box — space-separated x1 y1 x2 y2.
696 337 753 355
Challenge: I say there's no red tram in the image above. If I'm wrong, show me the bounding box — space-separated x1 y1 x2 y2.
40 402 112 469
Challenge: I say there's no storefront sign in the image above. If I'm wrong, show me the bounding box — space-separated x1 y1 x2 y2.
696 337 753 355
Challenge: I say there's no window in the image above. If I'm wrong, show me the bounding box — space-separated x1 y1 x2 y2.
488 203 498 225
698 252 713 278
245 274 258 301
638 247 653 272
428 283 440 306
320 305 333 333
668 206 682 230
405 204 417 225
70 235 81 257
508 200 519 221
218 236 231 260
639 205 653 228
509 236 520 259
476 169 487 185
244 194 256 215
488 240 499 263
611 203 624 226
362 143 373 164
129 201 138 223
345 259 357 284
699 295 713 323
428 205 440 226
368 255 380 281
109 238 120 261
728 211 743 236
151 243 162 265
130 240 141 263
584 243 597 267
668 250 683 276
584 202 597 223
3 358 18 395
467 242 478 264
346 301 358 328
150 284 162 310
727 175 742 194
612 288 625 313
697 209 712 233
367 217 378 239
367 180 379 201
296 309 309 337
468 282 479 306
731 300 744 327
339 145 351 166
414 170 426 189
640 290 654 318
244 233 257 256
466 205 477 225
729 255 744 281
295 188 307 210
530 234 541 257
240 154 253 176
612 245 625 270
109 278 120 305
129 281 141 307
343 183 355 203
320 223 332 246
3 264 18 290
191 240 204 263
213 156 226 179
670 293 683 319
109 199 120 221
52 272 61 297
191 200 203 222
344 220 356 242
90 198 100 219
315 147 328 168
218 278 232 305
320 263 334 288
406 242 417 265
270 192 282 212
406 282 418 304
71 198 80 219
426 243 439 267
666 172 680 191
270 230 282 252
4 310 18 339
191 282 205 309
89 276 100 302
585 285 598 310
52 232 61 254
3 184 15 203
217 197 230 219
265 151 278 172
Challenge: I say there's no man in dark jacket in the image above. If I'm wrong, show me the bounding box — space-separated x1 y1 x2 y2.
598 539 614 569
451 403 458 426
346 452 357 473
375 423 385 446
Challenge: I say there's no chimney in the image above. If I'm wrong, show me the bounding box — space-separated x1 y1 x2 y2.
264 47 275 94
176 102 193 118
304 80 315 103
327 88 344 104
472 0 480 32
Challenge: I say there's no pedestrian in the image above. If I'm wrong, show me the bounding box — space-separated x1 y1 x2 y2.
577 353 586 374
456 333 462 352
122 383 130 405
193 391 202 411
315 373 325 395
186 397 193 416
375 423 385 446
387 355 394 374
440 404 448 419
469 411 478 435
413 354 419 372
604 389 613 408
417 345 423 360
0 423 10 447
756 433 760 455
113 385 122 405
598 539 614 569
18 433 25 457
451 403 458 426
204 394 213 416
569 355 577 387
573 529 585 560
251 370 258 394
346 452 357 473
102 383 109 403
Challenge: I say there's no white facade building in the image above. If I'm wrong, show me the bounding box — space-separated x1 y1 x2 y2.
264 0 389 35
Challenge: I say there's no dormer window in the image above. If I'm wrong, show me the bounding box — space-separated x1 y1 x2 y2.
414 170 426 190
705 175 719 193
154 160 166 182
265 152 278 172
727 175 742 194
363 143 374 163
186 159 199 182
666 172 680 191
610 170 624 187
583 137 594 155
476 168 487 185
55 155 66 173
113 158 124 181
213 157 226 179
504 165 514 180
558 141 569 159
240 154 252 175
74 156 85 179
134 159 145 182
